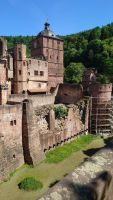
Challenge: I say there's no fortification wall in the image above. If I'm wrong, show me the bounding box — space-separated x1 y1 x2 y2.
89 83 112 102
0 104 24 181
0 90 89 181
55 83 83 104
8 87 58 107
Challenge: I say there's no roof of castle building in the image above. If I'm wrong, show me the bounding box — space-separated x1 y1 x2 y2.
38 22 60 39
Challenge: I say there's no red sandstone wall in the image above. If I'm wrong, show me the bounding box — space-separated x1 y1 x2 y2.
89 83 112 102
22 101 44 165
0 38 7 57
31 36 64 88
55 83 83 104
14 43 49 94
0 104 24 181
38 104 87 151
0 64 6 84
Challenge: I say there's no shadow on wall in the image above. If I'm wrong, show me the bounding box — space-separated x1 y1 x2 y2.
67 171 112 200
22 100 33 165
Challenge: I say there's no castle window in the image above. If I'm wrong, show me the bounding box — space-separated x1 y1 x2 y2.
23 61 26 66
13 154 16 158
38 83 41 88
38 61 40 66
19 70 21 75
34 70 38 76
14 120 16 125
40 71 44 76
45 113 50 130
45 62 47 67
34 42 37 48
29 60 31 64
10 121 13 126
50 55 51 59
28 72 30 76
18 50 22 60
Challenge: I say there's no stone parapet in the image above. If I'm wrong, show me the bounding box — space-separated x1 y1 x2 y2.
38 139 113 200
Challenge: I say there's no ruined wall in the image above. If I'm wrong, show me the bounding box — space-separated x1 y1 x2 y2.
8 86 58 106
89 83 112 102
82 68 97 93
55 83 83 104
0 104 24 181
7 54 13 79
0 86 8 105
89 83 112 134
21 98 89 157
34 101 89 151
22 101 44 165
0 37 7 58
0 63 6 84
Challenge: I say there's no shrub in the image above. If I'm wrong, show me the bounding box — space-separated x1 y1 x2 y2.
54 106 68 119
18 177 43 191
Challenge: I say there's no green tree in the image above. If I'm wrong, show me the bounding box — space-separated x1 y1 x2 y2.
64 62 85 83
96 74 110 84
89 27 101 41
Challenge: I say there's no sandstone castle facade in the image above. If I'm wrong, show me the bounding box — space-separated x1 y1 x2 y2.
0 23 112 182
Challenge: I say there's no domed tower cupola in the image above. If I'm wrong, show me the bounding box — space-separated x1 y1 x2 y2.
38 22 57 38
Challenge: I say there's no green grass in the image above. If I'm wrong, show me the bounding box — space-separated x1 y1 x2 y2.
45 134 97 163
0 135 105 200
18 177 43 191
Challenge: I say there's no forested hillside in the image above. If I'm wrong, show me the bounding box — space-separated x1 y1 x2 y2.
62 23 113 78
2 22 113 79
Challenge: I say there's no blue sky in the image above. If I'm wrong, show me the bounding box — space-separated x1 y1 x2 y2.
0 0 113 36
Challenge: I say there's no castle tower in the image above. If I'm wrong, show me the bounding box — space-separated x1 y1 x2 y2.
0 63 8 104
0 84 8 105
14 44 27 93
0 37 7 58
31 22 64 89
89 83 113 135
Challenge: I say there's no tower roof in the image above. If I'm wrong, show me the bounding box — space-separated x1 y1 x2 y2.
38 22 60 39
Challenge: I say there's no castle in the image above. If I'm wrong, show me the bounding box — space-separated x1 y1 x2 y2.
0 23 112 182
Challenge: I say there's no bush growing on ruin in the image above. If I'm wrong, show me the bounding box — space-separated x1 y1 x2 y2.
18 177 43 191
54 106 68 119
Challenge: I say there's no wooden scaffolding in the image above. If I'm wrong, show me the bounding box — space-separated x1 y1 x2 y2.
90 97 113 135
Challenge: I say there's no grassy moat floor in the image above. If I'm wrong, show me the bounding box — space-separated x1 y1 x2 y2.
0 135 106 200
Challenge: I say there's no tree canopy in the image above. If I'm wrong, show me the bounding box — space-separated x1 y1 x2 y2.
64 62 85 83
